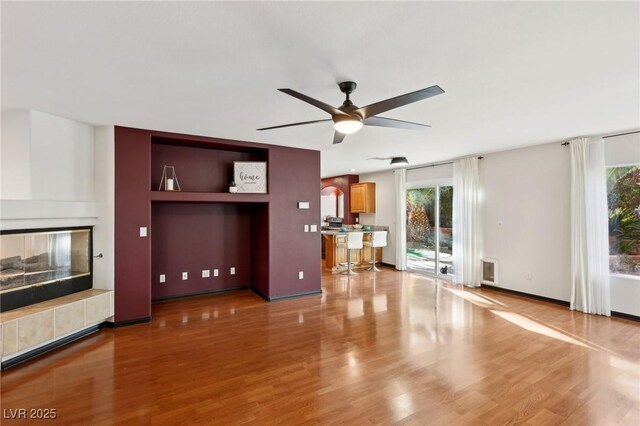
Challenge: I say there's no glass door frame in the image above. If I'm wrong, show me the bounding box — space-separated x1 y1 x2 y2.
405 178 453 278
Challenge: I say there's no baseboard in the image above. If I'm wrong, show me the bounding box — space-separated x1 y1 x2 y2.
611 311 640 322
251 288 322 302
251 287 270 301
480 285 639 322
107 316 152 328
2 323 105 370
152 286 249 303
480 284 570 307
380 262 396 268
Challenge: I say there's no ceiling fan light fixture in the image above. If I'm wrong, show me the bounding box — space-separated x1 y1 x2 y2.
390 157 409 165
333 116 363 134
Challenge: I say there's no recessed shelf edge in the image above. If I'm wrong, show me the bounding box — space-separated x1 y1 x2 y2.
149 191 269 203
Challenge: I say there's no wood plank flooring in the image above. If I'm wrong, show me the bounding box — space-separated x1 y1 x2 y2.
1 267 639 425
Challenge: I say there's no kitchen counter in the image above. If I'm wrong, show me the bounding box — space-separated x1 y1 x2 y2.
321 226 389 272
321 225 389 235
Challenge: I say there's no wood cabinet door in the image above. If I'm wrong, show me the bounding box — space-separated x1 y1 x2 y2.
350 184 366 213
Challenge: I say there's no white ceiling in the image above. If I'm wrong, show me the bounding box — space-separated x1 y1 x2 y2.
2 1 639 177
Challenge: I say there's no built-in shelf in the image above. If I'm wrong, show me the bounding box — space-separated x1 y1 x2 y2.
115 126 319 323
150 136 268 193
150 191 269 203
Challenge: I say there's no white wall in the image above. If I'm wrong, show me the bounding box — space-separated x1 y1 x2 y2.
605 132 640 167
605 132 640 316
1 109 95 203
358 170 396 265
407 163 453 183
479 142 572 301
1 110 100 230
321 195 337 221
30 110 94 201
93 126 115 290
1 110 31 199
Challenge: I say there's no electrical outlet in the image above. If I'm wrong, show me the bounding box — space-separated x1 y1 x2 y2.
159 274 165 283
304 224 309 232
202 269 210 278
230 267 235 275
139 227 147 237
213 269 219 277
298 271 304 280
182 272 188 280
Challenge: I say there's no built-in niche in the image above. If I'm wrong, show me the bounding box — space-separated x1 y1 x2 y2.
150 137 268 193
151 202 257 300
0 227 92 312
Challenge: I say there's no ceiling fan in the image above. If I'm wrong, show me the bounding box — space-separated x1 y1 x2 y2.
257 81 444 144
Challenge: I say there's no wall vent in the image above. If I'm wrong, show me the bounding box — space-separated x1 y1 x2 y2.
481 258 498 285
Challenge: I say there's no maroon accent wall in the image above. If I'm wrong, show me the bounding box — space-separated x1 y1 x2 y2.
151 203 253 299
115 127 152 321
115 126 321 322
268 146 322 298
321 174 359 224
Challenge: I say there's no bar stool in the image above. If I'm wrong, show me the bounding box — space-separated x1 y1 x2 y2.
337 232 364 275
364 231 387 272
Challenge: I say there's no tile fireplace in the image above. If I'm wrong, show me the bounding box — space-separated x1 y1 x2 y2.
0 227 92 312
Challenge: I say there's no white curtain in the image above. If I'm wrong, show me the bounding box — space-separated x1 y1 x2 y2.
453 157 480 286
395 169 407 270
570 137 610 316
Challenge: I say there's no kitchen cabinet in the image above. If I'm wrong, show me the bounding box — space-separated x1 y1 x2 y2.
350 182 376 213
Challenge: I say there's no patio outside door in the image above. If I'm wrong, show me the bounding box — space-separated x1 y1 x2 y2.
406 185 454 278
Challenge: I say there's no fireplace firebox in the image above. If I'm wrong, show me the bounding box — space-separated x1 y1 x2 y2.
0 227 92 312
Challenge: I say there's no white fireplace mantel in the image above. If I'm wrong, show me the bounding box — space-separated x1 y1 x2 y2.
0 199 98 230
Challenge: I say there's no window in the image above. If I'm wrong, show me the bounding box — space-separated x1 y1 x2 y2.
607 165 640 276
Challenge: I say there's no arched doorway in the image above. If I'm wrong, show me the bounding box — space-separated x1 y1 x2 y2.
320 186 344 224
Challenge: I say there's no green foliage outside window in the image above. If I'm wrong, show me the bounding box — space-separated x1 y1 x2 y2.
607 165 640 276
406 187 453 251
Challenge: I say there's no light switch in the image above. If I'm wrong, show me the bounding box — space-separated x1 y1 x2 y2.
304 224 309 232
159 274 165 283
213 269 219 277
230 267 235 275
139 227 147 237
298 271 304 279
182 272 188 280
310 224 318 232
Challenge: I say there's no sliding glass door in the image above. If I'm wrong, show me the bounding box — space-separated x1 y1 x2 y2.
406 184 454 278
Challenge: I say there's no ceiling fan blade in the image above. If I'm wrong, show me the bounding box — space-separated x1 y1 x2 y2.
363 116 431 130
333 131 346 145
278 89 349 117
257 119 332 131
355 85 445 119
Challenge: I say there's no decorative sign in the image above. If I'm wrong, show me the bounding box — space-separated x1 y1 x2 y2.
233 162 267 193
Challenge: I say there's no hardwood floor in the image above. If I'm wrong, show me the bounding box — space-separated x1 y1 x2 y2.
1 267 639 425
